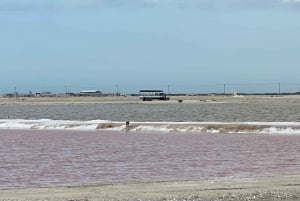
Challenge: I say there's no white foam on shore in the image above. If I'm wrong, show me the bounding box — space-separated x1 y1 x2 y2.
0 119 300 135
0 119 111 131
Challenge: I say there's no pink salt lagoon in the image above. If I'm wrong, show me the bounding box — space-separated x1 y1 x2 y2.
0 129 299 189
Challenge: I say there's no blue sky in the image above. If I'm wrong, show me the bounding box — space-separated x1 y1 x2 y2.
1 0 300 94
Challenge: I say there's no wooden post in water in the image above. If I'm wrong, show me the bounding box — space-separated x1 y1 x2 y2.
125 121 130 132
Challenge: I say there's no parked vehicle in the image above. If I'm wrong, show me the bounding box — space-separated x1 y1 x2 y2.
139 90 169 101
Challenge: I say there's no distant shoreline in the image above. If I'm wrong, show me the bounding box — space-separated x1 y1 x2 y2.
2 92 300 98
0 94 300 105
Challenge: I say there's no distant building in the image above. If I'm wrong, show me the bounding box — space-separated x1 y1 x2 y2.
79 90 103 96
56 92 76 97
36 92 54 97
3 93 18 98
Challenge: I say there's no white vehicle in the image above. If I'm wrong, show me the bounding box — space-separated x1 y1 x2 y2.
139 90 169 101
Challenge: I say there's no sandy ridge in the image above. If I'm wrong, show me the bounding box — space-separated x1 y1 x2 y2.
1 94 300 105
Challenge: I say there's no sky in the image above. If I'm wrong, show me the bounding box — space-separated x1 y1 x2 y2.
1 0 300 94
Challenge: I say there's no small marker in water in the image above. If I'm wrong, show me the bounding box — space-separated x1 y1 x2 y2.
125 121 130 131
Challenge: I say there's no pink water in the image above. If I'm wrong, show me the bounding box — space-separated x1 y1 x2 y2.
0 129 300 188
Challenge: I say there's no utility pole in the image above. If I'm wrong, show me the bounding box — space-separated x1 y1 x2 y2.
278 82 281 95
14 86 17 99
223 84 226 95
65 85 68 97
116 84 119 96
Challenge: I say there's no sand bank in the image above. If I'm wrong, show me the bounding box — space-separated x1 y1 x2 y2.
1 176 300 201
1 94 300 105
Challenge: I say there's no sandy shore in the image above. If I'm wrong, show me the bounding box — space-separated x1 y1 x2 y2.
1 94 300 105
1 176 300 201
